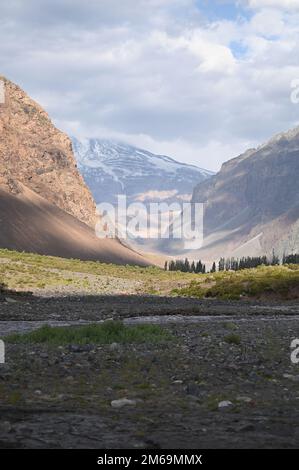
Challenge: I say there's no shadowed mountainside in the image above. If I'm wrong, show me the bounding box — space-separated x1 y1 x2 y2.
191 127 299 260
0 76 149 266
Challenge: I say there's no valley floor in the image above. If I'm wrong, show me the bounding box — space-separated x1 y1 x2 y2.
0 295 299 449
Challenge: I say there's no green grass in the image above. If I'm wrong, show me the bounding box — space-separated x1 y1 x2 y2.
0 248 298 300
5 321 173 345
224 334 241 345
171 265 299 300
0 248 164 279
223 322 238 331
0 248 195 294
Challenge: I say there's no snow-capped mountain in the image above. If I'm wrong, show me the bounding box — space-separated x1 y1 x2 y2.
72 137 214 205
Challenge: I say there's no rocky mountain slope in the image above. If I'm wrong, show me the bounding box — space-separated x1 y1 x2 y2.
0 76 148 265
72 138 213 205
191 127 299 260
0 76 96 227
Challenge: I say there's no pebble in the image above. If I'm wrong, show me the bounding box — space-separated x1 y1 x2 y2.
68 345 82 353
238 424 255 432
68 345 93 353
65 376 74 382
40 353 48 359
218 400 233 409
111 398 137 408
236 396 252 403
0 421 12 433
186 383 203 397
5 297 18 303
283 374 299 382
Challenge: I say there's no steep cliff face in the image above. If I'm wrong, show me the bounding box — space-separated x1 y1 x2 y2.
0 76 96 227
191 127 299 260
0 76 149 266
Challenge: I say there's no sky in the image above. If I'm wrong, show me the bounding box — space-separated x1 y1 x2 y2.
1 0 299 171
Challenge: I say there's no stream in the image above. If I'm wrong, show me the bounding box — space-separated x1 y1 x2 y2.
1 314 299 337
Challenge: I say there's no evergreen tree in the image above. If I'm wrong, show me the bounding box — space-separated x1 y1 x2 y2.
184 258 190 273
271 250 280 266
191 261 196 273
211 262 216 273
218 258 225 271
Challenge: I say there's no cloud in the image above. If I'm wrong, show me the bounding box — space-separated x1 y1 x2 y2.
1 0 299 172
247 0 299 10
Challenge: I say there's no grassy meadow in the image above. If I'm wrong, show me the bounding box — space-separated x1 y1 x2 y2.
0 248 298 300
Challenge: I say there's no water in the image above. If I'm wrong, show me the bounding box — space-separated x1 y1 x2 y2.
1 314 299 337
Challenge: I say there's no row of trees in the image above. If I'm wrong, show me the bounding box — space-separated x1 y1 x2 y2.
165 259 206 274
218 253 280 272
283 253 299 264
164 252 299 274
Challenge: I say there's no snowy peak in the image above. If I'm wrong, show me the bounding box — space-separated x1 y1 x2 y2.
73 138 212 176
72 137 213 205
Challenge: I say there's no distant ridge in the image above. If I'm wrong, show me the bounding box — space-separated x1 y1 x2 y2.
72 137 214 205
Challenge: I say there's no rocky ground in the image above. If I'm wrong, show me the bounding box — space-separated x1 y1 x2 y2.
0 295 299 449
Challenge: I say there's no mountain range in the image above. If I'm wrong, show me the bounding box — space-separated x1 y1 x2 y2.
72 138 213 205
73 130 299 261
1 75 298 265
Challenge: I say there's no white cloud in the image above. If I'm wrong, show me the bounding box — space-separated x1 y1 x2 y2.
151 30 236 73
1 0 299 172
250 8 285 35
248 0 299 10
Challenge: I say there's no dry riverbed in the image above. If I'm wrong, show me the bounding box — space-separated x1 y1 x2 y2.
0 296 299 449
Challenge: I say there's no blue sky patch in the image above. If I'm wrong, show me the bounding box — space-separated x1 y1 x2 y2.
196 0 251 22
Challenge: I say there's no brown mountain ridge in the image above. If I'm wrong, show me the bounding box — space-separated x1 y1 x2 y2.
0 76 148 266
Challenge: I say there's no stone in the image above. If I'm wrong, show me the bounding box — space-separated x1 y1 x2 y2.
68 345 91 353
283 374 299 381
236 396 253 403
68 345 79 353
218 400 233 409
111 398 137 409
0 421 12 433
186 383 203 397
5 297 18 303
65 376 74 382
40 353 49 359
238 424 255 432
